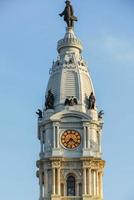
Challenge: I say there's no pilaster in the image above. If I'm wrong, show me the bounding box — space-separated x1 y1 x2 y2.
52 122 62 157
51 158 61 200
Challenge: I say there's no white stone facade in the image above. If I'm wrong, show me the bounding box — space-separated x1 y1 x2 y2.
36 27 105 200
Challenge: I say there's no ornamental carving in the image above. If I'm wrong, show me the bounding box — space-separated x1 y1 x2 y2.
91 160 105 169
52 161 61 168
83 161 92 168
91 161 100 169
82 159 105 170
36 160 44 168
98 160 105 169
45 162 51 168
61 162 70 168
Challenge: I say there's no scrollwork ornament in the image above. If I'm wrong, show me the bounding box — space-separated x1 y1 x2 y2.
83 161 91 168
52 161 61 168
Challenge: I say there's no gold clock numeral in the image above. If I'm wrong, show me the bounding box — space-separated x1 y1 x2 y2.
72 131 75 133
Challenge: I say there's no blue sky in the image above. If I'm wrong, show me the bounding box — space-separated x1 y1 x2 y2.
0 0 134 200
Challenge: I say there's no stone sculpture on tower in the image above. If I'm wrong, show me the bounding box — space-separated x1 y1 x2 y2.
36 1 105 200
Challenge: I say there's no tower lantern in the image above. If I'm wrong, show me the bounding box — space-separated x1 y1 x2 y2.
36 2 105 200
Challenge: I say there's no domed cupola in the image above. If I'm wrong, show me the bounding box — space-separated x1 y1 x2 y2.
45 27 95 114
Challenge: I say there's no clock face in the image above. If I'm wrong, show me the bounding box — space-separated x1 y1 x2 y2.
61 130 81 149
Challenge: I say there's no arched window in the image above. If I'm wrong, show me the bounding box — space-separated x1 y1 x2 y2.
67 176 75 196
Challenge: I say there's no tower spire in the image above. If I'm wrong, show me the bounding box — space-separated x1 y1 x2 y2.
59 0 78 28
36 3 105 200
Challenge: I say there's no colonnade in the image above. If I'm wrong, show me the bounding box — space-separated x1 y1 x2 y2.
39 167 62 199
83 167 103 198
38 162 104 199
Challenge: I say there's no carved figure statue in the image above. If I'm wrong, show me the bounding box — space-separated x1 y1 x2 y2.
88 92 96 109
64 98 70 106
36 109 43 119
64 96 78 106
73 97 78 105
59 0 77 27
45 90 54 110
98 110 104 119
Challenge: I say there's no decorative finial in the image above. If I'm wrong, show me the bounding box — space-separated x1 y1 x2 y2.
59 0 78 28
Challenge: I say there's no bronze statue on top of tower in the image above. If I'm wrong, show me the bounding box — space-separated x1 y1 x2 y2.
59 0 78 27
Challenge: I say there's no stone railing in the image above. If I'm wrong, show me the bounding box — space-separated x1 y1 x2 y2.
61 196 82 200
57 38 83 53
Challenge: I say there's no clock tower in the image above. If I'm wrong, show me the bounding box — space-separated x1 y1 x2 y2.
36 2 105 200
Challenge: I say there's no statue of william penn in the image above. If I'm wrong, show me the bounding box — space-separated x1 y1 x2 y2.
59 0 78 27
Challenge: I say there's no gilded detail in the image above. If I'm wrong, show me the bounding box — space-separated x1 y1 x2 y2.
61 130 81 149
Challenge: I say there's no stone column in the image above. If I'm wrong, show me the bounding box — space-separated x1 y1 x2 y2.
76 182 79 196
53 126 56 148
57 125 60 148
96 171 99 196
99 132 102 153
83 126 87 149
83 168 87 195
64 183 66 196
57 167 61 195
43 131 45 153
52 168 56 194
44 169 48 197
100 172 103 198
88 169 92 196
39 172 43 199
40 131 44 154
88 127 90 149
93 170 96 196
53 122 60 149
